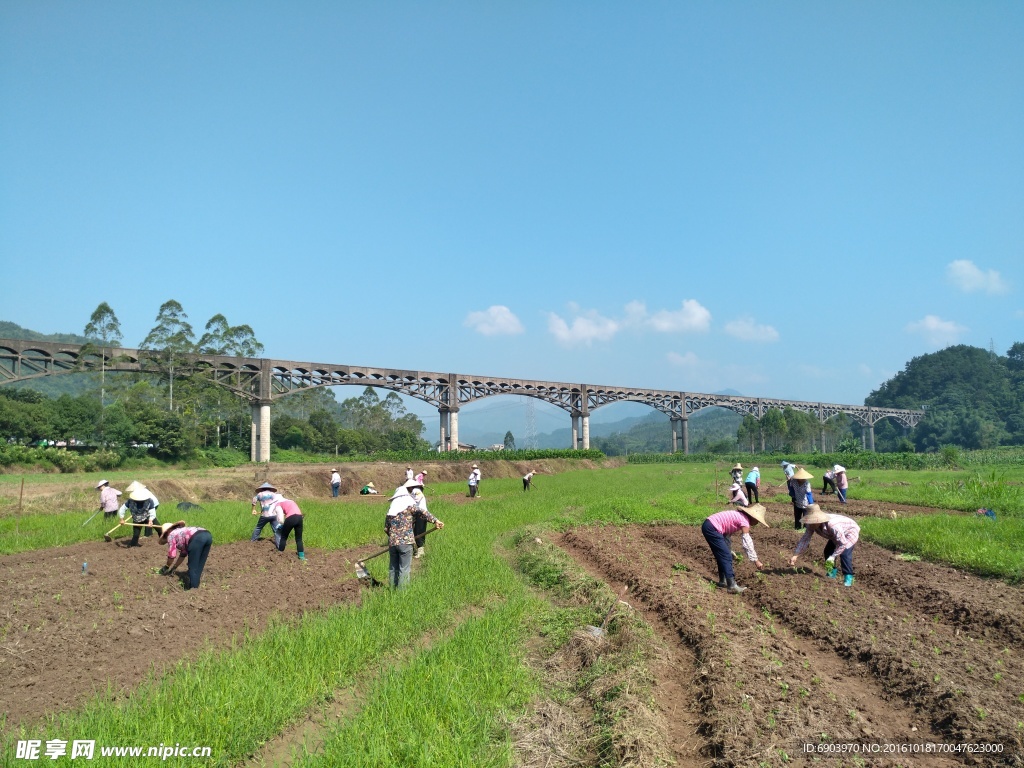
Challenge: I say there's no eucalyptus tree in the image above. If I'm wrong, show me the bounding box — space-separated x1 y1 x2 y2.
83 302 122 408
197 314 264 357
140 300 195 412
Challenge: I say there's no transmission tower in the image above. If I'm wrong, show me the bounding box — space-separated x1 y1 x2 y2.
524 397 538 449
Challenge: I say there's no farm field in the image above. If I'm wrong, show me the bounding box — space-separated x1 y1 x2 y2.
1 460 1023 767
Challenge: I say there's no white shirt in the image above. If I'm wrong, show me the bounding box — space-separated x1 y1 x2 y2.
330 472 341 485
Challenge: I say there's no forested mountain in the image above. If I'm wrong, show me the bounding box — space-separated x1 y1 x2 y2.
866 343 1024 450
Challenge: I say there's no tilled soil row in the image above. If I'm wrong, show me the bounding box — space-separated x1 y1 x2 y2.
0 538 371 728
649 526 1024 765
561 528 965 768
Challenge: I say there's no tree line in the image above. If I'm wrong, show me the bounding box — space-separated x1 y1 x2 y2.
0 302 430 460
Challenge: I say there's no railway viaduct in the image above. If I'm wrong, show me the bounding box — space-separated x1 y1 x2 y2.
0 338 924 462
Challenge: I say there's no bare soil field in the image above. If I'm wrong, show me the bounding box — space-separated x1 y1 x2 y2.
559 521 1024 767
0 538 373 728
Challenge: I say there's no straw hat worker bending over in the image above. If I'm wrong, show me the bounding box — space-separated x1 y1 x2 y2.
789 504 860 587
701 503 768 594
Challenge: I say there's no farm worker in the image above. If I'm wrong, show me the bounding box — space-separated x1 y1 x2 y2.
822 468 837 496
410 485 431 559
119 486 161 546
272 498 305 560
124 480 160 514
360 482 378 495
833 465 849 504
727 482 749 507
523 470 537 491
405 466 414 482
415 470 427 485
789 504 860 587
467 464 481 498
385 479 444 588
159 521 213 590
701 503 768 594
251 481 283 546
744 466 760 503
96 479 122 519
329 469 341 498
730 463 743 484
781 460 796 504
790 468 814 529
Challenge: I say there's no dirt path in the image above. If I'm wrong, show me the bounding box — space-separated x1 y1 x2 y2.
0 539 371 728
560 524 1023 767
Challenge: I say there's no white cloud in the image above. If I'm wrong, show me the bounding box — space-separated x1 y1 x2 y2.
905 315 967 347
463 306 524 336
723 317 779 343
946 260 1009 295
546 310 619 346
547 298 712 346
648 300 712 333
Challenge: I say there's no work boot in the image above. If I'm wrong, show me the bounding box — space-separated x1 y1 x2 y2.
726 578 746 594
843 574 854 587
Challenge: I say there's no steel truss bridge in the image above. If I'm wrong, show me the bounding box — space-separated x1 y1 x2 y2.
0 338 923 462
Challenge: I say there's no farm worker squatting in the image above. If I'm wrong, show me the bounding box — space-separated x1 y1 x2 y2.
272 497 305 560
385 479 443 588
789 504 860 587
700 503 768 594
744 466 760 503
159 520 213 590
119 484 161 546
727 482 748 507
251 482 283 546
329 469 341 498
96 480 122 519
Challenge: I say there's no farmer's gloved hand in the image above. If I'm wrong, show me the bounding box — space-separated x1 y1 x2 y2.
159 566 169 575
825 556 836 566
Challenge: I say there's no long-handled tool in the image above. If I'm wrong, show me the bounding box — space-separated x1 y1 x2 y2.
103 521 162 542
82 510 102 527
355 526 440 586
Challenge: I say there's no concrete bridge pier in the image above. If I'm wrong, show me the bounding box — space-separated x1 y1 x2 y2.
681 415 689 454
438 408 448 451
251 401 271 463
868 423 875 452
581 413 590 450
448 408 459 451
571 412 580 448
670 417 680 453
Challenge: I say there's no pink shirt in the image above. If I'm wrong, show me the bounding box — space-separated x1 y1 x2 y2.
275 499 302 518
707 510 759 562
166 526 204 559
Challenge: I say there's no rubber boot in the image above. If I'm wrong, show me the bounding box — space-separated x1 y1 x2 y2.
715 569 728 589
843 574 854 587
298 552 306 561
726 578 746 594
414 547 424 559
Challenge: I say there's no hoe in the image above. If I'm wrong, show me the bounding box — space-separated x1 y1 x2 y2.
103 521 162 542
355 526 440 586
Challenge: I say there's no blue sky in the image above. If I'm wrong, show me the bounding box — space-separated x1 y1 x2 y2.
2 2 1022 433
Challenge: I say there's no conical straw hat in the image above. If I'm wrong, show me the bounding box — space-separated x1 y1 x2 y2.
738 503 769 527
